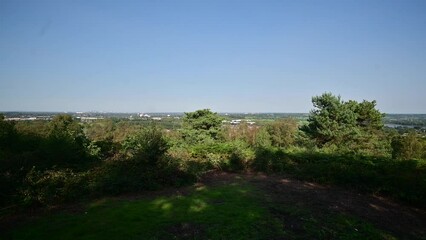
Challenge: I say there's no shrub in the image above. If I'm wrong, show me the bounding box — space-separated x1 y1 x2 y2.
227 141 255 171
167 145 213 178
91 156 196 196
91 126 193 196
254 127 272 148
252 146 290 173
122 124 169 165
90 159 158 195
221 123 259 146
391 131 424 160
266 118 298 148
20 167 89 206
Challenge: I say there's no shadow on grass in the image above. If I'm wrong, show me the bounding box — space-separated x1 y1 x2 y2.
4 174 404 240
252 147 426 207
4 183 283 240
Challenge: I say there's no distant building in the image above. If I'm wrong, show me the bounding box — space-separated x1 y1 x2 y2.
230 119 242 125
78 117 104 122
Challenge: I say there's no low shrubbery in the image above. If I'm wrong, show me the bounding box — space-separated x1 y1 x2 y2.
20 167 89 206
251 148 426 207
16 124 197 206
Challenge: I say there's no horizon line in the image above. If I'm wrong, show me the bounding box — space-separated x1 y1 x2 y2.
1 110 426 115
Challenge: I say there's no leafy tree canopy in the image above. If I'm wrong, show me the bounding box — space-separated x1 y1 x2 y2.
266 118 298 148
181 109 223 143
302 93 384 148
49 115 85 142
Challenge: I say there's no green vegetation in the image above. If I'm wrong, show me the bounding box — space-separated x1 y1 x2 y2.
181 109 223 144
301 93 386 154
253 148 426 205
6 184 281 240
1 93 426 238
5 182 395 240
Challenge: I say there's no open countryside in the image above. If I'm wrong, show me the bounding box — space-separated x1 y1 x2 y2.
1 94 426 239
1 0 426 239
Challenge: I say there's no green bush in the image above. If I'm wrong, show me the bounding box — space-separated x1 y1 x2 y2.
265 118 298 148
226 141 255 171
90 160 157 195
20 167 89 206
122 124 169 165
391 131 424 160
91 157 196 196
91 123 192 195
252 146 290 173
167 145 213 178
169 143 226 173
253 149 426 207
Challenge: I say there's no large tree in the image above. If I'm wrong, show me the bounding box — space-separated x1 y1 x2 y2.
302 93 385 151
181 109 223 143
44 114 90 168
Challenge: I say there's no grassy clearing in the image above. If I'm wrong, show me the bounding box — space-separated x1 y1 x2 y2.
4 181 396 240
5 183 283 240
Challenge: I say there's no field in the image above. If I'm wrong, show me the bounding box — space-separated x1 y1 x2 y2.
3 0 426 238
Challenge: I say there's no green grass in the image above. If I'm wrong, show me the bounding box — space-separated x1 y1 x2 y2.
5 183 283 240
4 182 395 240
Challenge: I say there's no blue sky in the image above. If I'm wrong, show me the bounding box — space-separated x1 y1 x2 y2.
1 0 425 113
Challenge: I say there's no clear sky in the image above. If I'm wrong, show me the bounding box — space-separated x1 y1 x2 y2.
1 0 425 113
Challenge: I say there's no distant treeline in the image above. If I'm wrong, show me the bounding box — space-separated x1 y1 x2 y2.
3 111 426 129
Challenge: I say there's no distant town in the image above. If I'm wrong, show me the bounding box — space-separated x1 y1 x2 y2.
2 111 426 132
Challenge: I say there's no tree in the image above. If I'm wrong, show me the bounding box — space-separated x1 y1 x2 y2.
301 93 385 152
254 127 272 148
266 118 298 148
181 109 223 143
43 115 90 168
49 115 85 142
301 93 358 146
391 131 423 160
355 100 384 131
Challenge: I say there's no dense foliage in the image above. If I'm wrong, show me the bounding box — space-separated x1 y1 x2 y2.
1 94 425 211
181 109 223 143
302 93 386 153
